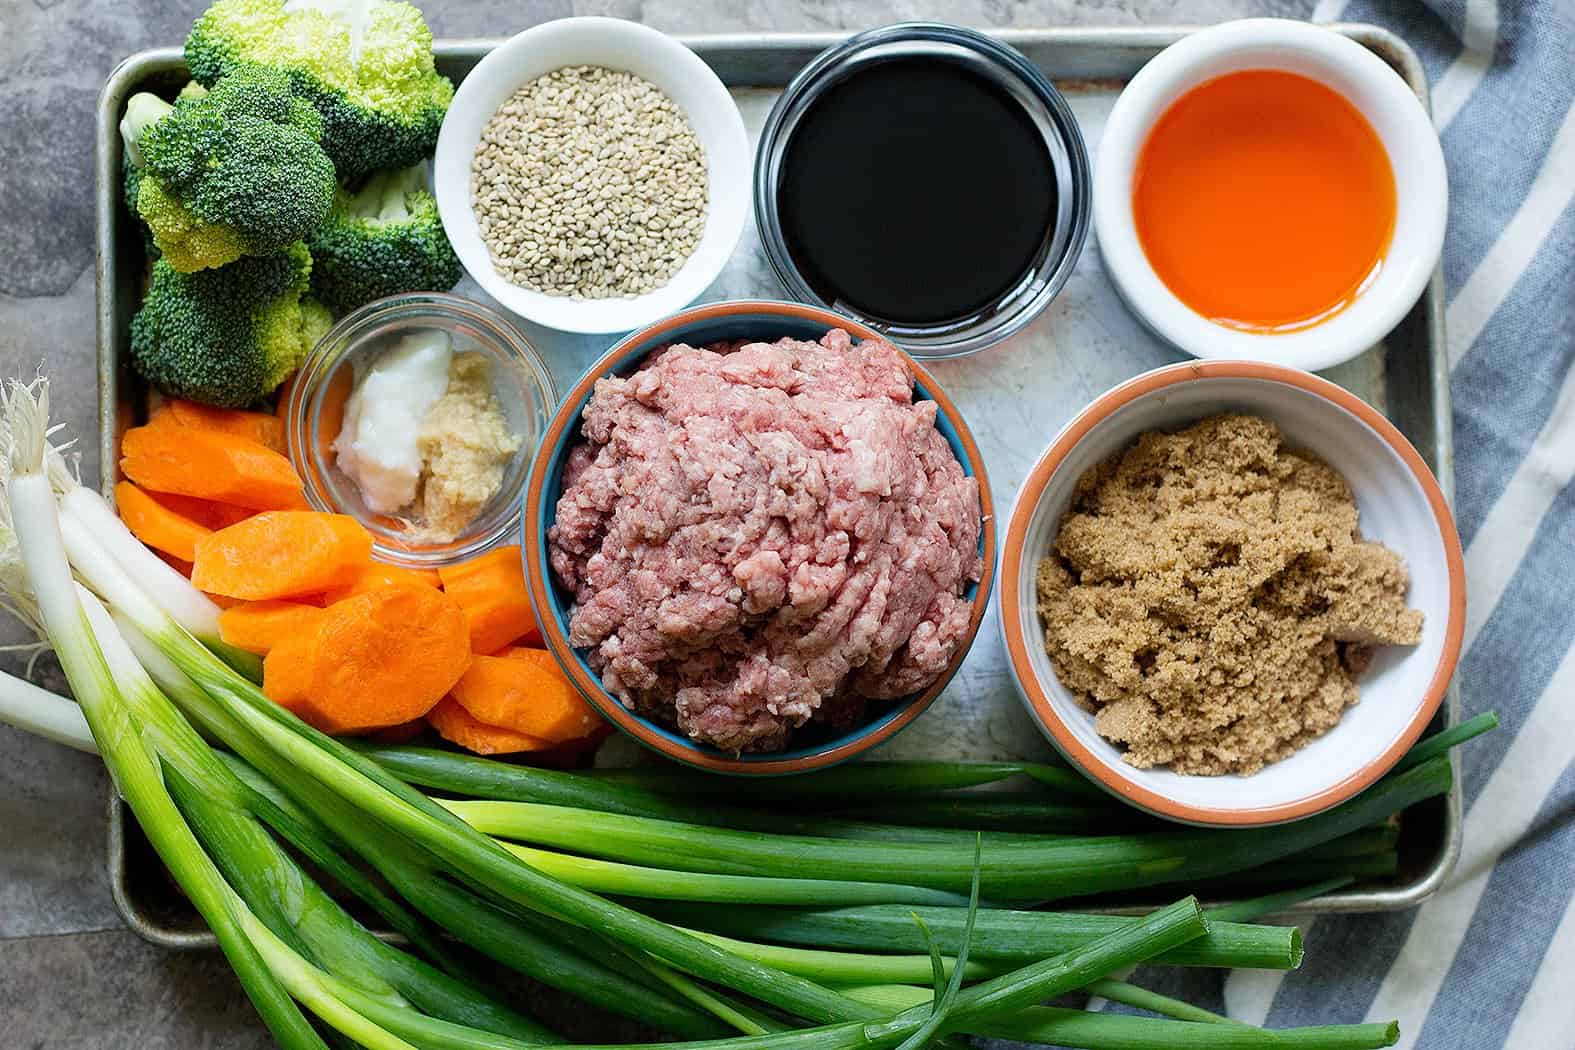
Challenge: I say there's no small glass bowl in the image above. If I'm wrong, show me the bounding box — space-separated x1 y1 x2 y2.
753 22 1092 359
285 292 558 570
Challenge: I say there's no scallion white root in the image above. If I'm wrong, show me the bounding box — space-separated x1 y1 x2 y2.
0 669 94 752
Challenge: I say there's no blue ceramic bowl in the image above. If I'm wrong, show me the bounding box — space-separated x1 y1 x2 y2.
523 300 996 774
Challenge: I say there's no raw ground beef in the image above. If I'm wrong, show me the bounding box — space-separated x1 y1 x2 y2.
547 329 984 753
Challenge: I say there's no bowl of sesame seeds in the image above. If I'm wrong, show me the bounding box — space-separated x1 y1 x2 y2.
433 17 750 334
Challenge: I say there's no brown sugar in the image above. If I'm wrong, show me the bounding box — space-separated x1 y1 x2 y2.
1035 413 1423 775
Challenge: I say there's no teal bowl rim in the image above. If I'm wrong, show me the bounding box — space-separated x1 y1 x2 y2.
521 299 996 775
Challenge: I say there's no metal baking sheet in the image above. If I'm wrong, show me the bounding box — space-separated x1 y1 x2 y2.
96 25 1460 948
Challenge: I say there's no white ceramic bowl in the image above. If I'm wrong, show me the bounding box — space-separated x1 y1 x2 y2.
1093 19 1447 372
998 361 1465 826
433 17 750 334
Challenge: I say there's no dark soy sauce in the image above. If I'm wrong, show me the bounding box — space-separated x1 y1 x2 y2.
778 57 1057 326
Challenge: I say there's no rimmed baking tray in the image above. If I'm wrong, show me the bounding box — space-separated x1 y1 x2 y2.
97 25 1460 948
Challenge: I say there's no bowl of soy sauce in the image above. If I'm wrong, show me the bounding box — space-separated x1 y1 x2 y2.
754 23 1091 359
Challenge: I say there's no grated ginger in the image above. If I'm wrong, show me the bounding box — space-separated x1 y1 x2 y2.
407 352 521 543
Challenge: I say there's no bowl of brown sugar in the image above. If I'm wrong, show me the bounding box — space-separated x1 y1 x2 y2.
998 361 1465 827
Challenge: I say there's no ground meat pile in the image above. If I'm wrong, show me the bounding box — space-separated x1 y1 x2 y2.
548 329 983 753
1036 414 1423 776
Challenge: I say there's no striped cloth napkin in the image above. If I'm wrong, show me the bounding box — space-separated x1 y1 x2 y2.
1086 1 1575 1046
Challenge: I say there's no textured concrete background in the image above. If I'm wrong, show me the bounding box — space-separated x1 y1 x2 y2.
0 1 1319 1044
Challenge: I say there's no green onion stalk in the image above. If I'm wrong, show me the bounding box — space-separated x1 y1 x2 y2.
436 753 1450 902
360 744 1115 843
0 379 328 1050
844 986 1396 1050
585 760 1102 801
128 634 734 1042
639 901 1304 970
74 528 558 1045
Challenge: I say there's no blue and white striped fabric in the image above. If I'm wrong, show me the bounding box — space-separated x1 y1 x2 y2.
1088 1 1575 1045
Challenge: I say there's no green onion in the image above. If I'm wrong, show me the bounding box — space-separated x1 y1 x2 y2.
0 380 326 1050
643 902 1302 971
585 761 1101 800
844 986 1397 1049
359 744 1092 843
56 480 260 680
825 794 1136 833
891 840 982 1050
1390 713 1499 774
167 763 558 1043
675 929 1001 985
214 750 482 984
439 755 1451 901
140 653 729 1042
1082 979 1242 1025
497 842 972 907
605 940 783 1037
1204 878 1356 923
0 666 94 752
913 898 1208 1031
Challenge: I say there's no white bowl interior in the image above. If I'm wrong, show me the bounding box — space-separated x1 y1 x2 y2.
1010 376 1454 819
1093 19 1447 371
434 17 751 334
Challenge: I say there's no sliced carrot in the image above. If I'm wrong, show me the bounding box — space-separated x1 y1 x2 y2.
218 600 329 656
427 697 553 755
154 399 287 454
321 563 441 605
155 549 194 578
449 653 602 744
439 545 540 653
121 423 307 510
261 628 318 718
192 511 372 600
263 585 471 734
145 490 255 531
116 481 212 562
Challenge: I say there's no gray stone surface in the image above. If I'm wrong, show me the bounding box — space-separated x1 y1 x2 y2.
0 0 1320 1042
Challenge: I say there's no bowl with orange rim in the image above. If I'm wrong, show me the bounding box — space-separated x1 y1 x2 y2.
999 360 1465 826
1094 18 1447 371
523 300 996 775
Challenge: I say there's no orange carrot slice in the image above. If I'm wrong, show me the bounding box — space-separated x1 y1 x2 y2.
145 490 255 532
192 511 372 600
427 697 553 755
263 585 472 734
439 545 540 653
449 653 602 744
121 423 307 510
262 628 319 718
115 481 212 562
322 563 441 605
218 600 329 656
155 550 194 578
154 399 287 454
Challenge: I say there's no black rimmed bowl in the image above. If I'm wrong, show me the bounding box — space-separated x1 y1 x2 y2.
753 22 1091 359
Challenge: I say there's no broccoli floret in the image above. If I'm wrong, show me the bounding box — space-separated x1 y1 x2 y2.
186 0 454 181
119 67 336 273
130 242 329 407
307 165 461 313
